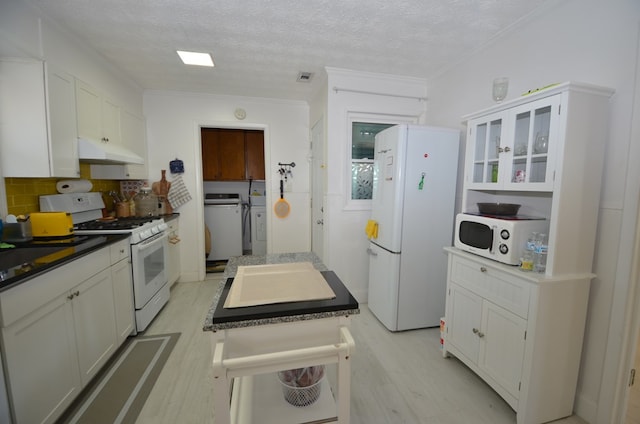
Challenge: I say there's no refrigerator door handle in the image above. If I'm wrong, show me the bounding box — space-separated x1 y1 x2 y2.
367 247 378 256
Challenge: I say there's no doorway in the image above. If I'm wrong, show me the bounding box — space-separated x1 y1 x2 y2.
200 127 267 272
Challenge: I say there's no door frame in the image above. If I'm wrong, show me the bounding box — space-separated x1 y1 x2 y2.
604 27 640 423
311 117 325 261
195 121 269 281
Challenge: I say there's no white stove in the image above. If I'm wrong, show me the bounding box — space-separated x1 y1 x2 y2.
40 193 168 244
40 192 170 332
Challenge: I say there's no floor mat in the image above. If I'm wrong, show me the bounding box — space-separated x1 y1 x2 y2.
206 260 227 273
56 333 180 424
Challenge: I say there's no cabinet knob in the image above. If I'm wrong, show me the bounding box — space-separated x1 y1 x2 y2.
480 267 487 272
472 328 485 338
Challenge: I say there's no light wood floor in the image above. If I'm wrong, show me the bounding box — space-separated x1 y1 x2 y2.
137 275 588 424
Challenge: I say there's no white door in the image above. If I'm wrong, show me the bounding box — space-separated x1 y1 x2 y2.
367 242 400 331
73 268 117 386
2 293 80 424
371 125 406 252
447 283 482 363
311 118 325 260
478 301 527 397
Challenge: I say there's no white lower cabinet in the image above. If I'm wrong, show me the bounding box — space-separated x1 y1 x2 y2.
73 268 117 386
449 283 527 404
111 240 135 344
2 291 80 424
0 241 133 424
443 248 591 424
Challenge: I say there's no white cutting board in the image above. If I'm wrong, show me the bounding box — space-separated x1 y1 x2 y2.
223 262 336 308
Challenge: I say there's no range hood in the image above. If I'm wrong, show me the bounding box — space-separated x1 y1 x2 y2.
77 137 144 165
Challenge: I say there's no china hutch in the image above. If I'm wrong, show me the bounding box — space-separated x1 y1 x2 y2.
442 82 614 424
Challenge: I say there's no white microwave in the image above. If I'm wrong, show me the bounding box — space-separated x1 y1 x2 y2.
454 213 549 265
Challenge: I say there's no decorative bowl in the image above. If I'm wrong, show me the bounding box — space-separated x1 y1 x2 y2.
477 202 521 216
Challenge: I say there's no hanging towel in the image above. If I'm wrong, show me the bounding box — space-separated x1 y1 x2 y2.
167 174 192 209
365 219 378 239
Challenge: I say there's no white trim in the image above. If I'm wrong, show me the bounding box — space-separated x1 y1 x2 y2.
195 121 271 281
344 112 417 211
333 86 427 102
0 175 7 217
603 21 640 424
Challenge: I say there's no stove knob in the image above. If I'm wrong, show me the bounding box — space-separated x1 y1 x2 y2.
151 226 160 235
158 223 169 232
141 229 152 240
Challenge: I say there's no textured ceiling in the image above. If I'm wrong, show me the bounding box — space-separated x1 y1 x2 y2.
30 0 548 101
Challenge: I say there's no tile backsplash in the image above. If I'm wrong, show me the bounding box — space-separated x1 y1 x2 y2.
4 164 120 216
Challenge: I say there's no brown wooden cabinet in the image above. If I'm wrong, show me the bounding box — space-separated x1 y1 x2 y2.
201 128 264 181
244 130 265 180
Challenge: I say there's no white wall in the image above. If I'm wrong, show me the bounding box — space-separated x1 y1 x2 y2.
424 0 640 422
143 91 310 282
0 0 143 116
315 68 428 301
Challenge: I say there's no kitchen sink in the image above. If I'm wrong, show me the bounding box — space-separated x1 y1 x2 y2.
0 246 73 270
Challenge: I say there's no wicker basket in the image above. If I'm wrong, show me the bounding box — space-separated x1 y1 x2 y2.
277 366 325 407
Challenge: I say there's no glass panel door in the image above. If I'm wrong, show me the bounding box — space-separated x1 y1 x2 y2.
530 105 552 183
471 116 502 185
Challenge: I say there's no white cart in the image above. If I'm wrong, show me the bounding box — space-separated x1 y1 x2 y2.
212 316 355 423
207 254 359 424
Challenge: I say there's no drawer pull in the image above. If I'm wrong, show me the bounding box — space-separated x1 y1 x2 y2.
480 267 487 273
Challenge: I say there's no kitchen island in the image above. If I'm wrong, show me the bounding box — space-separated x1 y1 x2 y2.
204 252 359 424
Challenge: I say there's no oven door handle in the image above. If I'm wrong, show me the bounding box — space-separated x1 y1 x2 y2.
137 232 168 251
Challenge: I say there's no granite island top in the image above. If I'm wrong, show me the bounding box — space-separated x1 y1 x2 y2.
203 252 360 331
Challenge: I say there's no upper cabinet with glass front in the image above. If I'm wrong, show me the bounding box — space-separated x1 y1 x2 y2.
461 82 614 275
466 95 561 191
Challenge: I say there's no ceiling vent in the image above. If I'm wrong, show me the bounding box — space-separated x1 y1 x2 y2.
296 72 314 82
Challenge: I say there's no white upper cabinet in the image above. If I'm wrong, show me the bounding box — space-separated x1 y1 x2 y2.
465 95 561 192
75 78 121 145
0 59 80 178
89 109 149 180
462 82 614 276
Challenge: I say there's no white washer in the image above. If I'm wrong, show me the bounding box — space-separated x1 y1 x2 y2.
204 193 243 261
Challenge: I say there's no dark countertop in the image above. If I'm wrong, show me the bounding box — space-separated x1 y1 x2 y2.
0 234 129 292
204 252 360 331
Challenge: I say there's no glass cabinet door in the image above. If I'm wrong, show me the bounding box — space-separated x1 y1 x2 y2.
505 95 560 190
470 112 503 186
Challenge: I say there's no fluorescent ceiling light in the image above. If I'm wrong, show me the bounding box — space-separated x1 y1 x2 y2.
177 50 214 67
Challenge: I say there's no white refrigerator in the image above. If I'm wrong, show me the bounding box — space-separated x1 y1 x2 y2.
367 124 459 331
